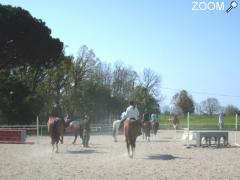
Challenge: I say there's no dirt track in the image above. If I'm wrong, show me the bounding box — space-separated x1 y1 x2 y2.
0 130 240 180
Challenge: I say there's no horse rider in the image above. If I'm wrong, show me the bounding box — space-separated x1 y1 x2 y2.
51 104 63 118
151 111 158 123
51 104 66 130
118 101 141 134
142 109 150 122
120 111 126 121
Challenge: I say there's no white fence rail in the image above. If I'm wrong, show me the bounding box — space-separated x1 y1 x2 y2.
0 122 239 136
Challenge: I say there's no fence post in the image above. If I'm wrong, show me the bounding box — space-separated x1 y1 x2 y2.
36 116 39 143
185 112 190 148
235 114 240 146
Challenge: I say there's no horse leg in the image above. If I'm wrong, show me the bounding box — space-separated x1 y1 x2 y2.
130 140 136 158
132 146 135 158
145 132 148 142
51 138 55 152
126 140 130 157
52 143 54 153
60 135 63 144
56 143 58 153
72 134 77 144
142 128 145 140
83 129 86 147
86 131 90 147
129 145 133 158
148 129 150 142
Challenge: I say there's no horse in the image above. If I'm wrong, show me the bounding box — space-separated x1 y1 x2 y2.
67 120 83 144
151 121 159 136
65 116 91 147
172 115 179 130
112 120 121 142
47 116 65 153
124 118 142 158
142 121 151 142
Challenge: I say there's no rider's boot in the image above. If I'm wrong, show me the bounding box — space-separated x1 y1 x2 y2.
118 121 123 131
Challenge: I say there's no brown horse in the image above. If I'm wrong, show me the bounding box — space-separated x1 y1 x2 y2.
142 121 151 142
47 116 65 153
124 118 142 158
173 115 179 130
151 121 159 136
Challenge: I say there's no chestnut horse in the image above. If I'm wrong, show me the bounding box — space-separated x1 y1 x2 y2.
124 118 142 158
47 116 65 153
151 121 159 136
173 115 179 130
142 121 151 142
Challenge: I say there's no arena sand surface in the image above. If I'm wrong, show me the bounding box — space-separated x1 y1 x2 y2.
0 130 240 180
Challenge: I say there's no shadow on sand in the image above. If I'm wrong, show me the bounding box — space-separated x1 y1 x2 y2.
65 149 106 154
146 154 180 160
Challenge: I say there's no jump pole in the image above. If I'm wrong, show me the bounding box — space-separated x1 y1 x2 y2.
184 112 190 148
235 114 240 146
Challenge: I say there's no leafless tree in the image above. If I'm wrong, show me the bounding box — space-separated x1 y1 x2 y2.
201 97 221 115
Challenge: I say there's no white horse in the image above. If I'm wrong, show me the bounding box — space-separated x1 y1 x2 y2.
112 120 121 142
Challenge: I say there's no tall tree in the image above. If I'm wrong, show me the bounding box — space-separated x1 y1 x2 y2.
112 61 137 107
172 90 194 115
131 86 159 114
138 68 161 97
0 4 63 124
0 5 63 70
0 76 43 124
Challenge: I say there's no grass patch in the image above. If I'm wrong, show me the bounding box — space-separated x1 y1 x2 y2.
158 114 238 130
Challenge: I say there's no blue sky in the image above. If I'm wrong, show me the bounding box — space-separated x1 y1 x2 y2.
2 0 240 107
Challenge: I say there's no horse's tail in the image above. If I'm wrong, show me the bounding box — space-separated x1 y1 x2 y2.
128 121 133 145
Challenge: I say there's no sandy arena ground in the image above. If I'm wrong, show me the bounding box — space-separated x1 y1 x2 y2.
0 130 240 180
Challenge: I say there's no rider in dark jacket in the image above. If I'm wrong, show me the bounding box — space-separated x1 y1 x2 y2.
51 104 63 118
142 109 150 122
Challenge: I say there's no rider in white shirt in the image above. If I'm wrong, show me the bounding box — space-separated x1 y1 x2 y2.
125 104 139 120
151 113 157 122
118 101 139 130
